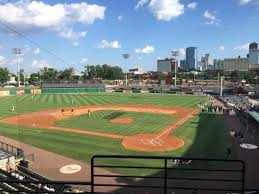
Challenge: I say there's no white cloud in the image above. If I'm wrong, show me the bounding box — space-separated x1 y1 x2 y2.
135 45 155 54
72 42 79 47
219 46 225 51
135 0 184 21
33 48 41 54
59 29 87 46
187 2 198 10
117 15 123 21
137 56 143 60
234 43 249 51
0 56 6 65
203 10 220 25
0 1 105 44
97 40 122 49
172 48 186 56
80 58 88 64
149 0 184 21
32 60 52 69
135 0 150 9
239 0 259 5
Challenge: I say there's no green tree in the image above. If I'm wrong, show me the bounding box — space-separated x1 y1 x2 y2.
41 68 59 81
0 67 10 84
59 68 75 80
28 73 41 84
230 70 241 82
82 64 124 80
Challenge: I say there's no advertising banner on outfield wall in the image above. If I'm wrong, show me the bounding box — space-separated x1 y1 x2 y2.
31 89 41 94
16 89 24 95
0 91 10 96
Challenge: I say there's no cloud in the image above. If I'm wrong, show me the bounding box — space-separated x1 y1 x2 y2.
97 40 122 49
239 0 259 5
80 58 88 64
203 10 220 25
219 46 225 51
234 43 249 51
33 48 41 54
172 48 186 56
59 29 87 46
135 0 150 9
135 45 155 54
187 2 198 9
117 15 123 21
0 56 6 65
0 1 105 44
135 0 184 21
32 60 52 69
137 56 143 60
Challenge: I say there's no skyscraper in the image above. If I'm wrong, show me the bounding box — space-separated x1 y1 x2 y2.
186 47 197 70
249 42 259 65
249 42 258 50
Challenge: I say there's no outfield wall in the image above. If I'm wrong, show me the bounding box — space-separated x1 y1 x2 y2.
1 88 105 96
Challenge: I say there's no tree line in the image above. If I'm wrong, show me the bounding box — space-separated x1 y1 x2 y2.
0 64 125 85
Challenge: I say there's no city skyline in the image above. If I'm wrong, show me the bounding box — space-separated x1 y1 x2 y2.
0 0 258 74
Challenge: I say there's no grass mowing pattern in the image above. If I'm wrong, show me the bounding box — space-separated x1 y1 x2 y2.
55 110 177 135
0 93 206 119
0 111 231 175
0 93 234 175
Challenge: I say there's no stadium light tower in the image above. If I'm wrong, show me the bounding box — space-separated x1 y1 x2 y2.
122 53 130 86
12 48 22 88
220 76 224 97
171 50 179 86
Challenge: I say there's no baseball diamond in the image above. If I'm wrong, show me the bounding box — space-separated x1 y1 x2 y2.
0 93 233 176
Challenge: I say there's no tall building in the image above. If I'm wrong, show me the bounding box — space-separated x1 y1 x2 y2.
213 59 223 70
157 58 178 73
223 57 249 72
185 47 197 70
249 42 259 65
180 60 186 69
249 42 258 50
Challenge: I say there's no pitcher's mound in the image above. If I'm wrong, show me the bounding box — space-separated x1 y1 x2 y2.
122 134 184 152
111 118 134 124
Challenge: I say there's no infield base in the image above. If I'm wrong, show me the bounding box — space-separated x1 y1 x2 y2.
122 134 184 152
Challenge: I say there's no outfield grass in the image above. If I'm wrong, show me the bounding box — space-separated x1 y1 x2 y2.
56 110 177 135
0 93 206 119
0 93 234 175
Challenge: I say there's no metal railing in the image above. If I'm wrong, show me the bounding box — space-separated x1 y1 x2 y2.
1 155 259 194
91 155 246 194
0 141 24 159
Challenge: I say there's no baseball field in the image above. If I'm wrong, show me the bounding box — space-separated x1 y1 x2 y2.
0 93 233 175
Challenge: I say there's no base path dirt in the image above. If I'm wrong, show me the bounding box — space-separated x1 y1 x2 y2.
0 105 199 152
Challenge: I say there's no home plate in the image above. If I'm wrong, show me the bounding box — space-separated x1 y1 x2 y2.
60 164 82 174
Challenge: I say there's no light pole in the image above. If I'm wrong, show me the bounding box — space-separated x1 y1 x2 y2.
12 48 22 88
171 51 179 86
220 76 224 97
122 53 130 86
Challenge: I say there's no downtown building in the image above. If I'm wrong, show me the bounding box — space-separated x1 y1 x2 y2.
248 42 259 71
157 58 178 73
185 47 198 70
223 56 249 72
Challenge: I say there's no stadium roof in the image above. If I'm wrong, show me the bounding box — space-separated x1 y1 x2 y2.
249 111 259 123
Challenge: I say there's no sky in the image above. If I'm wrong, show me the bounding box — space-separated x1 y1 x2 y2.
0 0 259 74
